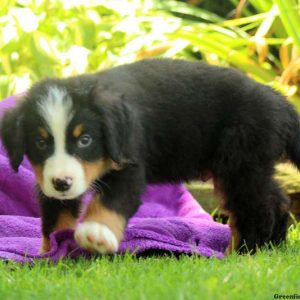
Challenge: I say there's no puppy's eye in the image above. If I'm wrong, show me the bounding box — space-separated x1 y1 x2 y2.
77 134 92 148
36 138 47 150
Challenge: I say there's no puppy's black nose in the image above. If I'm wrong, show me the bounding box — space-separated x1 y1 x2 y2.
52 177 73 192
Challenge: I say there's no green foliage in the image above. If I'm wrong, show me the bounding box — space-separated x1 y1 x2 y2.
0 0 300 104
164 0 300 103
0 0 183 99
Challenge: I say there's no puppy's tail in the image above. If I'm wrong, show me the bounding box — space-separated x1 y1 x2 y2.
286 105 300 170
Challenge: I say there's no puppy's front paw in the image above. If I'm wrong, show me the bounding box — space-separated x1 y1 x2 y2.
74 221 119 254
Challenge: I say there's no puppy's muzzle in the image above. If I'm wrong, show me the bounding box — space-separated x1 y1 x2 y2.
52 177 73 192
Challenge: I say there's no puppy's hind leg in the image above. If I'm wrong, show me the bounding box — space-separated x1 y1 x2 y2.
212 126 280 254
217 167 276 254
268 180 289 246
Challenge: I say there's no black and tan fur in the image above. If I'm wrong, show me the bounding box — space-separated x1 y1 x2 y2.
1 58 297 254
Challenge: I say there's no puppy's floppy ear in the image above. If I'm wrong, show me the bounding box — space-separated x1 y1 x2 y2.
91 87 140 167
0 106 25 171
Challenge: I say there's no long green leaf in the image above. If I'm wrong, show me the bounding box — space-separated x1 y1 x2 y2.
273 0 300 50
172 30 276 82
156 0 224 23
221 11 278 26
249 0 273 12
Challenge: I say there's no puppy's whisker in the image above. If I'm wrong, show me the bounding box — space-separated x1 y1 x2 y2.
91 180 106 190
90 182 104 198
97 179 111 192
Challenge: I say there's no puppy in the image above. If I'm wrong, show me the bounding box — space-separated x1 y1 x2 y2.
1 58 297 254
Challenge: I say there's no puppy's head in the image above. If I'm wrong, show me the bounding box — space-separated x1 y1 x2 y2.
0 79 138 200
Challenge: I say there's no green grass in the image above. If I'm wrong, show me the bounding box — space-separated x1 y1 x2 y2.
0 223 299 300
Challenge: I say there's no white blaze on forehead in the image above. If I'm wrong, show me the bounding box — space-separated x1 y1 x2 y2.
38 86 73 151
37 86 87 199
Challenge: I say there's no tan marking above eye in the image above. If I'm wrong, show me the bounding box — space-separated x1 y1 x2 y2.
73 124 84 138
38 127 49 139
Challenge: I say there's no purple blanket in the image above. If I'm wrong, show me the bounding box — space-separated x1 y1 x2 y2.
0 96 230 262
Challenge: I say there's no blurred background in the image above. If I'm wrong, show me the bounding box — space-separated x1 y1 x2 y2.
0 0 300 219
0 0 299 106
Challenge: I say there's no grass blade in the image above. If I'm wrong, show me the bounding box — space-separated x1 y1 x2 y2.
273 0 300 50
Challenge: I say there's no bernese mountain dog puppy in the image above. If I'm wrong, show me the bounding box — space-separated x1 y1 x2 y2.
1 58 298 255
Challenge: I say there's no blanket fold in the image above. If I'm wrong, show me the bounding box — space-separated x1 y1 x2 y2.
0 96 230 262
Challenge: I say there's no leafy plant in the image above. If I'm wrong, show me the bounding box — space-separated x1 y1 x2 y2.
0 0 180 98
0 0 299 108
158 0 300 105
